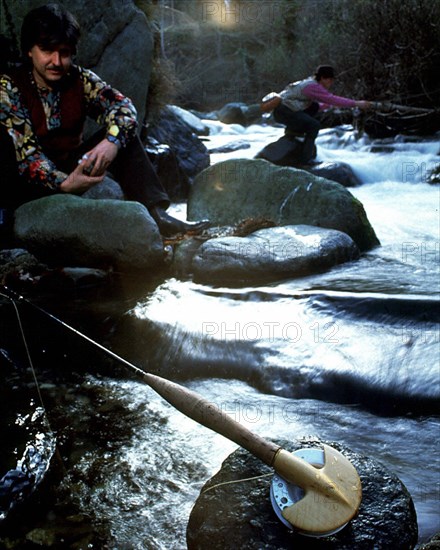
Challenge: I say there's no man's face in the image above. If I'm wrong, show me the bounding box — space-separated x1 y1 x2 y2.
320 77 334 90
28 43 73 88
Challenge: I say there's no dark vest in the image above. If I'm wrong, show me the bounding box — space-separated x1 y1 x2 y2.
11 65 86 164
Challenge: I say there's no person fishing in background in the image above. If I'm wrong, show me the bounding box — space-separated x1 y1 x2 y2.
0 3 209 239
273 65 372 166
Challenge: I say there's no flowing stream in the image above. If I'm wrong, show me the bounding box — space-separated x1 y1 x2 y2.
2 122 439 548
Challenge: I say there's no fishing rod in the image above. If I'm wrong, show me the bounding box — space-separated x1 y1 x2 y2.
0 284 362 537
370 101 437 114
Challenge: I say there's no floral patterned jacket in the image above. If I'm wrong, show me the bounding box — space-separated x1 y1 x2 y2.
0 65 138 190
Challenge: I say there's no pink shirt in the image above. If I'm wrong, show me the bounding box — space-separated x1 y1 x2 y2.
302 82 357 110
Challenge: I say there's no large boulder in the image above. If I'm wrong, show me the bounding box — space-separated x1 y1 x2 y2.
192 225 360 285
14 195 165 272
5 0 153 122
187 438 418 550
188 159 379 251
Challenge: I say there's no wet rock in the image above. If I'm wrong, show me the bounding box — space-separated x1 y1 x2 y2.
209 140 252 154
192 225 360 285
255 134 304 165
13 195 165 273
82 176 124 200
188 159 380 251
0 350 57 526
187 438 418 550
217 103 262 125
168 105 210 136
0 248 109 291
428 164 440 184
306 162 361 187
172 237 206 280
0 249 46 283
171 219 277 279
41 267 110 290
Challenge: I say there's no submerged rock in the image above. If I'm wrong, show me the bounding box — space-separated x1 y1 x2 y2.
192 225 359 285
0 348 57 526
14 195 165 273
188 159 379 251
187 438 418 550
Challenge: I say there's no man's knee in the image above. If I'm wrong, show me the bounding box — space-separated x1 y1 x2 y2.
306 119 321 138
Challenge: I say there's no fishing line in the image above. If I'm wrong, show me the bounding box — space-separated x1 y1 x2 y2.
201 472 273 495
0 289 70 483
0 290 54 434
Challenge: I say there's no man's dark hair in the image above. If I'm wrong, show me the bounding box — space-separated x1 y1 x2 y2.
20 3 80 59
314 65 335 81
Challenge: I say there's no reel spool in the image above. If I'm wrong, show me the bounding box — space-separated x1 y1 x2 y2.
270 447 350 538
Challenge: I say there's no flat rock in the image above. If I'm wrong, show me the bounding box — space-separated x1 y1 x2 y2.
187 438 418 550
192 225 360 285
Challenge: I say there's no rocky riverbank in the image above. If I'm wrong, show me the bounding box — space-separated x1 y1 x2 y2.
0 155 379 291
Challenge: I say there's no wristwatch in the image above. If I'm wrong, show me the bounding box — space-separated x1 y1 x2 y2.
107 125 121 147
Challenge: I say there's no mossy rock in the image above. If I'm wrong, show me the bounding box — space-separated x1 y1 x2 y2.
188 159 379 251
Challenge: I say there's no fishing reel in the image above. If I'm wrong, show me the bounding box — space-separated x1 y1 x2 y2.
270 446 355 538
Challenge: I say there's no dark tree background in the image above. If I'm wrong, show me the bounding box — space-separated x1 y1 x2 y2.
137 0 440 112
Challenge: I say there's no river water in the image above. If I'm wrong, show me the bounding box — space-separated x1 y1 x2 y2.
2 123 439 548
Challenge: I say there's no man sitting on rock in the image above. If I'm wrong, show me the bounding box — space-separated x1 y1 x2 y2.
0 3 209 239
273 65 371 165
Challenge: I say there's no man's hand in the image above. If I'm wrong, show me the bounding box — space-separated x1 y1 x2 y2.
82 139 119 177
59 139 119 194
59 162 105 194
356 100 372 110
